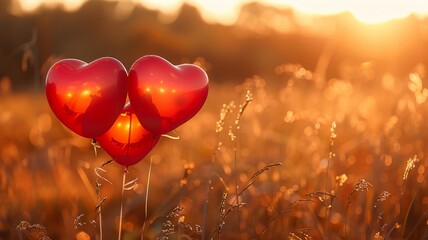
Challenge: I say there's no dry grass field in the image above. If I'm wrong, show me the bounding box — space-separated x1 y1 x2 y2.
1 61 428 239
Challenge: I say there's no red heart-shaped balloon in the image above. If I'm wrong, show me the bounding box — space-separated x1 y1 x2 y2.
96 104 160 167
46 57 127 138
128 55 209 134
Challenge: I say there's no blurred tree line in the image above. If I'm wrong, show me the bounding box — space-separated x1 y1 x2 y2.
1 0 428 91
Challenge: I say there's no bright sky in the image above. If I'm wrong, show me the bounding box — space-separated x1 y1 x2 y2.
14 0 428 24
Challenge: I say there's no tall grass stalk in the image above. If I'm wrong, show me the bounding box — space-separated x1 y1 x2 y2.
404 161 428 239
212 162 282 239
202 101 235 240
201 146 219 240
232 132 241 240
141 157 153 240
231 90 253 238
402 189 417 239
202 142 221 240
325 121 337 195
400 156 418 238
373 190 391 236
325 121 337 238
405 208 428 239
257 193 330 238
386 155 418 239
344 179 372 240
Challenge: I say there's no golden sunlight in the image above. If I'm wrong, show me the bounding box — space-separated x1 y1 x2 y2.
14 0 428 24
263 0 428 24
16 0 86 12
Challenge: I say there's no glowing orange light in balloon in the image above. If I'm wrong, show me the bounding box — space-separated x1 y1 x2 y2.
96 104 160 167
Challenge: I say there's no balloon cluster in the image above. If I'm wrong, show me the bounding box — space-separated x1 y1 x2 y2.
46 55 209 167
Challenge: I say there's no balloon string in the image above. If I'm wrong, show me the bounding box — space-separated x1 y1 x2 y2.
161 133 180 140
99 204 103 240
126 113 132 156
91 139 100 157
95 167 113 185
118 169 128 240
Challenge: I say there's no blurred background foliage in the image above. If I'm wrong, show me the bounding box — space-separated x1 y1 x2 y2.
1 0 428 91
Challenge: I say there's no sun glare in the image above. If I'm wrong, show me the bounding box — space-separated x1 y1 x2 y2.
262 0 428 24
185 0 241 24
14 0 428 24
17 0 86 12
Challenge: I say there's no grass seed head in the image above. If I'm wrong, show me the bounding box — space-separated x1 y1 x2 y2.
403 155 418 180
